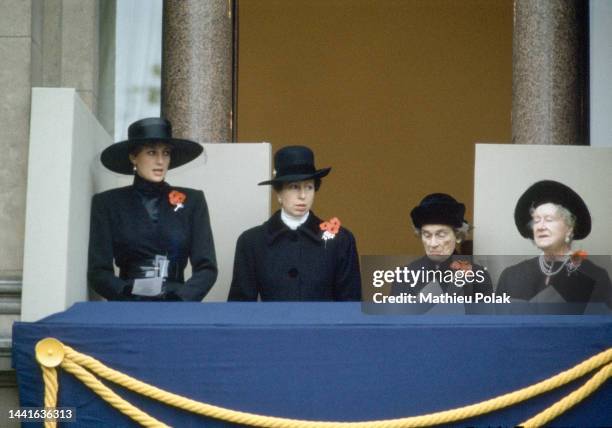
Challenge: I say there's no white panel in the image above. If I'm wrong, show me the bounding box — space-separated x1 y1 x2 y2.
474 144 612 257
590 0 612 147
22 88 111 321
65 94 112 306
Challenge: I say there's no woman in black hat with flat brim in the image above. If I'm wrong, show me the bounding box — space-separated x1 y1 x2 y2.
87 117 217 301
392 193 493 314
228 145 361 301
496 180 611 313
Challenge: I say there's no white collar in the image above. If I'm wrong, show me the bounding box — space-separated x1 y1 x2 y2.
281 209 309 230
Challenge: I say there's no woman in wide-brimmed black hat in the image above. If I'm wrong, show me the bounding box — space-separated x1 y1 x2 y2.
228 145 361 301
393 193 493 314
87 117 217 301
497 180 611 313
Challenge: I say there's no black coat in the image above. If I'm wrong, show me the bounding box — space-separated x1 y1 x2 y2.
393 255 494 314
87 178 217 301
393 255 493 296
228 211 361 301
497 256 612 312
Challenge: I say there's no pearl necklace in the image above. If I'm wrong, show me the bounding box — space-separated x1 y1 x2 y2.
538 253 579 285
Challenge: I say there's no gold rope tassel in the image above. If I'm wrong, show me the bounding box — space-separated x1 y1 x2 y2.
37 339 612 428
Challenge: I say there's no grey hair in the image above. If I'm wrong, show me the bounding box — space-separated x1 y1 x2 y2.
413 222 472 242
528 203 576 241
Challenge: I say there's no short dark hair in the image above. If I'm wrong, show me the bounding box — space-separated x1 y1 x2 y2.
272 178 322 192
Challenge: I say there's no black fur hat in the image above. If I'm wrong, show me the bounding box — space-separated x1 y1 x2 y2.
410 193 466 229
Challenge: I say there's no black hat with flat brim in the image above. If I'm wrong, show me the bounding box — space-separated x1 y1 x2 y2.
410 193 466 229
514 180 591 240
100 117 203 174
258 145 331 185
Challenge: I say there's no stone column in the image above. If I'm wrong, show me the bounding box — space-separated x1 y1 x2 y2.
512 0 588 145
0 0 35 275
161 0 234 143
41 0 100 113
0 0 101 275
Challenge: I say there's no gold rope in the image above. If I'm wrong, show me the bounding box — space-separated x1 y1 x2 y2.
41 366 57 428
60 359 169 427
520 362 612 427
38 340 612 427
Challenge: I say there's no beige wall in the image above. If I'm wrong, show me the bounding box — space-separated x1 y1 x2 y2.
237 0 512 255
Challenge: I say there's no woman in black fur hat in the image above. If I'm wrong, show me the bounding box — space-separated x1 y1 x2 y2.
497 180 611 313
87 117 217 301
393 193 493 314
228 145 361 301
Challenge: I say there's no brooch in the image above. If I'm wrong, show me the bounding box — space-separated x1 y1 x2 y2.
168 190 186 212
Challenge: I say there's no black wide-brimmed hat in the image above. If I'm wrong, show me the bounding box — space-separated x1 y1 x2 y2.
258 145 331 185
514 180 591 240
410 193 466 229
100 117 203 174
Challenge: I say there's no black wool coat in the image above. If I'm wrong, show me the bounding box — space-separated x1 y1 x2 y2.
228 210 361 301
393 255 493 297
87 179 217 301
392 255 494 314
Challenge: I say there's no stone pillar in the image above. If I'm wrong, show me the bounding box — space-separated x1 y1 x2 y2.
512 0 589 145
38 0 100 112
0 0 101 275
97 0 116 136
161 0 234 143
0 0 35 275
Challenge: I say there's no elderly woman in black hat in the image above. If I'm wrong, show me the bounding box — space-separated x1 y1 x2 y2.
228 145 361 301
393 194 493 312
87 117 217 301
497 180 611 312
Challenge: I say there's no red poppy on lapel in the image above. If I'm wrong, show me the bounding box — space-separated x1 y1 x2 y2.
169 190 186 212
320 217 341 241
450 260 473 272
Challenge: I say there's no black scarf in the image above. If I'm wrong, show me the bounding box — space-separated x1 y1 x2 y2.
133 174 168 222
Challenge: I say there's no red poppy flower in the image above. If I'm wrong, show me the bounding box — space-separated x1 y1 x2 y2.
450 260 473 272
320 217 342 241
168 190 186 208
328 217 341 234
320 218 341 234
571 250 588 264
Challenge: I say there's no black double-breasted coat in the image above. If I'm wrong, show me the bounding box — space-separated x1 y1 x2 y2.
228 211 361 301
87 177 217 301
